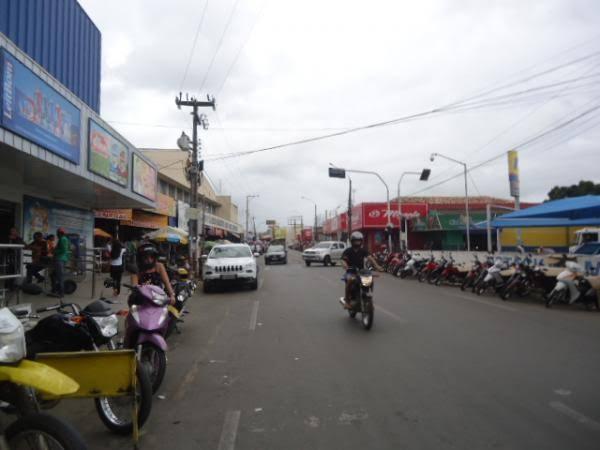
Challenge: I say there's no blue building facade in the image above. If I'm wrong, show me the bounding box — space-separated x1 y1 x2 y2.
0 0 101 112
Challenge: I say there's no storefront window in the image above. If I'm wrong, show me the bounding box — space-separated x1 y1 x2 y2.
159 179 168 195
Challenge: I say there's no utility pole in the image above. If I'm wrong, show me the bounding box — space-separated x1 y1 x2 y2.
245 195 259 241
347 178 352 245
175 93 215 277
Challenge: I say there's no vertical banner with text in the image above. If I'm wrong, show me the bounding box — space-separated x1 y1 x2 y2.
507 150 520 198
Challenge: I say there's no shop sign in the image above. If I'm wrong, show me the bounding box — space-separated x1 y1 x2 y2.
1 50 81 163
88 119 129 186
360 203 428 228
120 210 167 229
144 193 176 217
426 211 487 231
204 213 240 234
94 209 132 220
274 227 287 240
23 195 94 248
302 228 313 241
132 153 157 201
507 150 520 197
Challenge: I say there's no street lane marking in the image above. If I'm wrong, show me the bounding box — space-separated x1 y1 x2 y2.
445 293 517 312
549 401 600 431
377 305 407 323
249 300 259 331
217 410 241 450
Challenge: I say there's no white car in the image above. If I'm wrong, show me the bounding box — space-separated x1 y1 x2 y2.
302 241 346 266
202 244 259 292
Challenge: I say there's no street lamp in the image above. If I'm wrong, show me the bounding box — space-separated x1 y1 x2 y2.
329 166 393 252
430 153 471 251
245 195 259 241
301 196 318 242
397 169 430 251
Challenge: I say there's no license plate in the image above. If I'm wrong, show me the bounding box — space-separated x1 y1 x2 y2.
221 274 236 280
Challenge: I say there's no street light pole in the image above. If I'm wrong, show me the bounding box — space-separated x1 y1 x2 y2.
301 196 318 243
430 153 471 252
245 195 259 241
397 171 422 251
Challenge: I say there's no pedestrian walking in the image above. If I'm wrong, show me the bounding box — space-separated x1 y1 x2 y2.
108 238 126 296
25 231 48 283
50 228 71 297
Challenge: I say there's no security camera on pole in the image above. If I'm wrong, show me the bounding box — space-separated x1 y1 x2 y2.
175 93 216 277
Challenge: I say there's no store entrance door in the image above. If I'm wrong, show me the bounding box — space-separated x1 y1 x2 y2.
0 200 16 243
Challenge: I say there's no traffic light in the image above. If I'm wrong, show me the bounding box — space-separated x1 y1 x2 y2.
328 167 346 179
420 168 431 181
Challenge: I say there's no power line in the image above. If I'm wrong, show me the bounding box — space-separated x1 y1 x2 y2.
199 0 242 92
215 0 270 100
179 0 210 92
407 103 600 196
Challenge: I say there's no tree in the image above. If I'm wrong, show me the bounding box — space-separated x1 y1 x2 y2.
547 180 600 200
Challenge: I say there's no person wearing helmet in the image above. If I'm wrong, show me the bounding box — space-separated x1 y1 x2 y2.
130 243 176 304
341 231 382 309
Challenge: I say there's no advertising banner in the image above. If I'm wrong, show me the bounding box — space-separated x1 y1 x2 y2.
144 193 176 217
1 50 81 163
274 227 287 240
94 209 132 220
23 196 93 248
508 150 520 197
177 201 190 233
132 153 157 201
88 119 128 186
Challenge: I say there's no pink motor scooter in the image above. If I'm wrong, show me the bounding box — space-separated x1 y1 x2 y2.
122 283 170 393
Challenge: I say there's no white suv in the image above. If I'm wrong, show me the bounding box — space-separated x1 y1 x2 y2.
302 241 346 266
202 244 258 292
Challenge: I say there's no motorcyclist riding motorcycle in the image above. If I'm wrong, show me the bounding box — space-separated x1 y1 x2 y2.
130 243 176 305
342 232 382 309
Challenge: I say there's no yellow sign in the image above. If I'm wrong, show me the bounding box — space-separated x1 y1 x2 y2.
274 227 287 240
507 150 519 197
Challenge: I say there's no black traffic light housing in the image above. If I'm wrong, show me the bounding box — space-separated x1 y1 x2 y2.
420 168 431 181
328 167 346 179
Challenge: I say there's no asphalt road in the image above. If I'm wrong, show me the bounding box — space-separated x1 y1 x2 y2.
62 251 600 449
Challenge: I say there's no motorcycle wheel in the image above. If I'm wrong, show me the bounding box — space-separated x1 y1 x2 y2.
460 277 471 291
141 343 167 394
476 282 487 296
95 361 153 435
361 308 374 330
418 272 427 283
5 412 87 450
399 269 407 279
428 273 438 285
546 290 560 308
501 286 514 301
435 276 443 286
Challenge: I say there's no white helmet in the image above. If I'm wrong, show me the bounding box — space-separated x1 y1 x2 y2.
350 231 364 242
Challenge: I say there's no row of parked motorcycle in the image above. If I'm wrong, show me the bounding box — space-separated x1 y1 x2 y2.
369 251 600 310
0 264 197 449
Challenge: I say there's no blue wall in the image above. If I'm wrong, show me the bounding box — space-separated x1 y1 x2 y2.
0 0 101 113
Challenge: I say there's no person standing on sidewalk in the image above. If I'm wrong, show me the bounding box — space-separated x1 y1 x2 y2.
108 239 126 296
51 228 71 297
25 232 48 283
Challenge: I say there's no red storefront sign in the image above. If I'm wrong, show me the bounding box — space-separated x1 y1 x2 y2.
301 228 313 241
353 203 428 229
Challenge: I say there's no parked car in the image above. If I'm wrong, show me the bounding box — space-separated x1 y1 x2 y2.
302 241 346 266
202 244 259 292
265 244 287 265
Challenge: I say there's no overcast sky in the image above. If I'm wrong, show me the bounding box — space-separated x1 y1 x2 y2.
80 0 600 229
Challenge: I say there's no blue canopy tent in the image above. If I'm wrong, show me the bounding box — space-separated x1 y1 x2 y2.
485 196 600 252
491 196 600 225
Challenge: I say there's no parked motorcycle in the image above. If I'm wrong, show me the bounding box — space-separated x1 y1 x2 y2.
123 284 171 393
546 263 599 309
0 307 88 450
24 299 153 435
470 256 496 293
461 255 484 291
500 258 540 300
427 256 448 285
434 256 464 286
476 259 509 296
339 267 375 330
398 255 425 279
418 255 439 283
